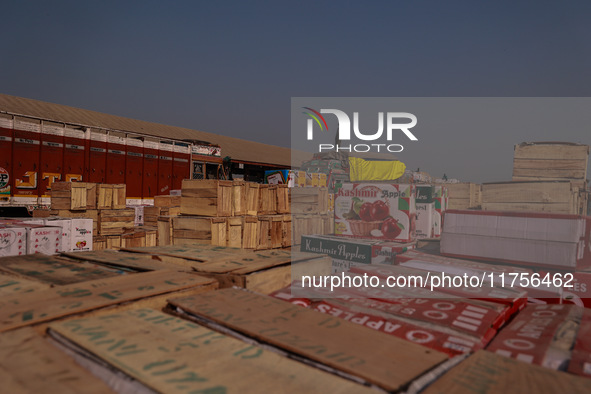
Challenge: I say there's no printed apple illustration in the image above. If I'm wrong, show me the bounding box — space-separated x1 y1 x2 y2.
370 200 389 221
359 203 373 221
381 217 404 239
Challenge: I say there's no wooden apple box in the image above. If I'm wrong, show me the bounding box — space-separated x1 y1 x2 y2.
181 179 233 217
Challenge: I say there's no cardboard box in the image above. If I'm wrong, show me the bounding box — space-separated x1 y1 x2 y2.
44 218 72 252
25 225 62 255
415 202 434 239
441 210 591 270
70 218 93 252
334 183 416 242
0 225 26 257
300 234 415 265
487 304 583 370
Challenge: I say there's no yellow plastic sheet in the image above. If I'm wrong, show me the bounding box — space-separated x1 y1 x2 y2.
348 157 406 181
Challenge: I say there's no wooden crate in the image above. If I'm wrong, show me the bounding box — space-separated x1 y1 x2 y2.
282 214 292 248
144 227 157 247
0 270 218 333
168 288 446 393
157 215 173 246
245 182 260 216
0 328 114 394
242 216 259 249
98 208 135 235
112 184 127 209
445 182 481 210
145 206 181 227
256 215 272 250
93 235 107 250
154 194 182 207
121 231 146 248
290 187 328 214
105 235 121 249
231 180 247 216
50 182 87 210
258 185 277 215
481 181 578 214
97 184 113 209
163 250 332 294
292 214 329 246
173 216 227 246
227 217 243 248
276 184 290 214
84 183 97 209
512 142 589 188
181 179 233 217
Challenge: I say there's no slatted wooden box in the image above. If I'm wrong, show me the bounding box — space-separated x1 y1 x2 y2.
290 187 328 214
154 194 182 207
172 216 227 246
181 179 233 217
98 208 135 235
482 180 581 214
445 182 481 210
512 142 589 189
51 182 93 211
245 182 260 216
231 180 247 216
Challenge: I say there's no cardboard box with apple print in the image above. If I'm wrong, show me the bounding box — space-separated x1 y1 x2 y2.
334 183 416 242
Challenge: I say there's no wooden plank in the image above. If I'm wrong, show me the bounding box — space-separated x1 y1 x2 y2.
48 309 370 394
245 182 260 215
514 142 589 161
105 235 121 249
511 177 587 190
112 184 127 209
512 167 586 179
153 194 181 207
513 158 588 171
481 202 574 214
157 215 172 246
0 328 114 394
181 179 233 217
0 270 217 333
63 250 171 271
168 288 446 392
482 181 573 203
231 180 246 215
85 182 97 209
421 350 590 394
227 217 243 248
121 244 252 265
0 272 50 296
97 184 113 209
70 182 88 210
0 254 121 285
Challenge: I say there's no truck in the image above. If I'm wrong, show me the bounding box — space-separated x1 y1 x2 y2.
0 113 223 211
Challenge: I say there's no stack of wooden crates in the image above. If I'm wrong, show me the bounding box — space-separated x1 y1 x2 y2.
49 182 155 249
481 142 589 215
176 180 292 250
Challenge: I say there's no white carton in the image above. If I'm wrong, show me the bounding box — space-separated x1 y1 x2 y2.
44 218 72 252
70 218 93 252
25 225 62 255
0 225 27 257
415 202 434 239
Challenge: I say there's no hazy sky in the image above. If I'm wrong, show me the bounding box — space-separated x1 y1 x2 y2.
2 1 591 182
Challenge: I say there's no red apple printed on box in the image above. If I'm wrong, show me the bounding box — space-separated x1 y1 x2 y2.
335 183 416 242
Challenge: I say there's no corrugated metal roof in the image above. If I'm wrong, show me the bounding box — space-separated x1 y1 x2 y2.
0 93 297 167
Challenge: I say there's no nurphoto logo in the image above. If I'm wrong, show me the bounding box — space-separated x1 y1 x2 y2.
303 107 418 153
